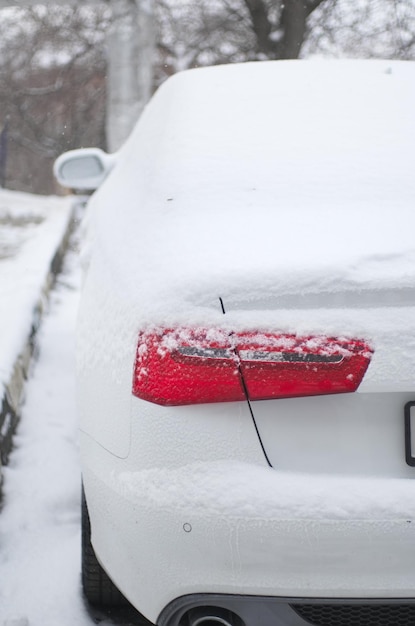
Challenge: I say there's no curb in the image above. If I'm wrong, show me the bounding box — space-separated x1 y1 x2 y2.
0 199 77 488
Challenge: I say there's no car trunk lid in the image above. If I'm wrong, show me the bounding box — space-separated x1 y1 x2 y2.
220 292 415 479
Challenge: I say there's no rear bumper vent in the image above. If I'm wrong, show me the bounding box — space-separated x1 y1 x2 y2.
291 603 415 626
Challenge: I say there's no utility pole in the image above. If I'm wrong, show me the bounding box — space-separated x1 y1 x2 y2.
107 0 155 151
0 119 8 188
0 0 155 153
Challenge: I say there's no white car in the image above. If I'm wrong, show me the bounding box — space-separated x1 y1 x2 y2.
55 60 415 626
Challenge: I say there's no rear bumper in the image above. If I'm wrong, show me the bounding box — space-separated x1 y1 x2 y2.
157 594 415 626
159 595 415 626
82 439 415 623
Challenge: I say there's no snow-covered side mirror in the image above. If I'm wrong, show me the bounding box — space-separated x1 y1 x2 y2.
53 148 117 191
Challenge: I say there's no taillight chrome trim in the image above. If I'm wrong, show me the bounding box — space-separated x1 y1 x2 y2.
175 346 234 360
238 350 344 364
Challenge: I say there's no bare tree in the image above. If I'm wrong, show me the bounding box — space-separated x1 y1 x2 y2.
304 0 415 59
155 0 332 80
0 5 110 193
155 0 415 82
1 0 414 193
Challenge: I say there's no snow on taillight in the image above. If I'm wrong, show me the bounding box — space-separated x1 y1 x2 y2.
132 328 245 406
236 333 372 401
132 329 373 406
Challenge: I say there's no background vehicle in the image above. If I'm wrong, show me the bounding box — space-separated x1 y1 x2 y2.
55 60 415 626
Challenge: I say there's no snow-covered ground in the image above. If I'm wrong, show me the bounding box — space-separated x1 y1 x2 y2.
0 225 142 626
0 235 89 625
0 189 73 401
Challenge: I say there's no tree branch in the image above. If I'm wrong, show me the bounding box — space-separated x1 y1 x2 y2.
305 0 329 17
280 0 307 58
243 0 273 54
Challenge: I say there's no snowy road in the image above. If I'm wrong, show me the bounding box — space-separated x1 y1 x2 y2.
0 238 143 626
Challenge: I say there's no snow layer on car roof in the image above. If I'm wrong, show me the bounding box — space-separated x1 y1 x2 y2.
82 60 415 389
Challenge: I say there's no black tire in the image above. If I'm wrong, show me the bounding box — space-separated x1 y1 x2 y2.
81 487 129 608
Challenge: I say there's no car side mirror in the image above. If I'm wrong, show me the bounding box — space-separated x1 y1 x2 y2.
53 148 117 191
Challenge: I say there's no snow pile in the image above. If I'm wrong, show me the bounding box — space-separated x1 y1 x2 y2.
0 189 73 397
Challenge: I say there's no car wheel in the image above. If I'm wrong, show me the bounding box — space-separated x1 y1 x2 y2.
81 487 128 608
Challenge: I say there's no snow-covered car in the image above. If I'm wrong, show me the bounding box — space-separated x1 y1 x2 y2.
54 60 415 626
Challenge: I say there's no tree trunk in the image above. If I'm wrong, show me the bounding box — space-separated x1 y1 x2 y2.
280 0 307 59
243 0 273 55
244 0 325 60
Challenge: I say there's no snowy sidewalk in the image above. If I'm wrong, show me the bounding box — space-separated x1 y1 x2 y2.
0 209 143 626
0 188 74 475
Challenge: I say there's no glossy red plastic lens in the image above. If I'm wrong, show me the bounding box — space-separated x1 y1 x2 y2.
236 333 372 401
133 328 245 406
132 328 373 406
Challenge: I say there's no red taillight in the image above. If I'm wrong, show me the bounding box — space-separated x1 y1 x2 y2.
133 329 373 406
133 328 245 406
236 333 371 400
